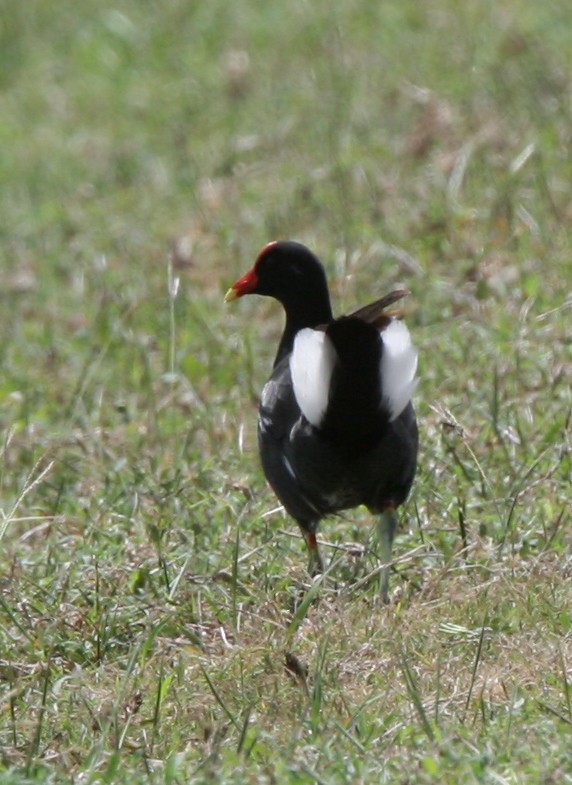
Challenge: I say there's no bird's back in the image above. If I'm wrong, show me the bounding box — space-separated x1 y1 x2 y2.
258 315 418 522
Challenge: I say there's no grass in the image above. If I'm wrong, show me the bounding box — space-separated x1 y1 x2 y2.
1 0 571 782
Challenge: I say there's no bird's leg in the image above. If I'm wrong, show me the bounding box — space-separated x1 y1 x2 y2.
376 506 397 603
303 529 325 576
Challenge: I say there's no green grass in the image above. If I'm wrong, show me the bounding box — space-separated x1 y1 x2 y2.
1 0 571 782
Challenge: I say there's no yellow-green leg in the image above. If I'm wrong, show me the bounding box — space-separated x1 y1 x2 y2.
303 530 325 576
377 507 397 603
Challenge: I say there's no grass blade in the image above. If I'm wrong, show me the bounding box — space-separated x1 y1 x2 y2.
399 646 434 742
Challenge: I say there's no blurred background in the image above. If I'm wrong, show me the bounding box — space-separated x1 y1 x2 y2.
1 0 570 781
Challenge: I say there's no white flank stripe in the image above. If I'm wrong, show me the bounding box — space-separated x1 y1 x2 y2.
381 319 418 420
290 328 336 426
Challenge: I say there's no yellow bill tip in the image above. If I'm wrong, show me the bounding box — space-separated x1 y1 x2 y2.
224 286 239 303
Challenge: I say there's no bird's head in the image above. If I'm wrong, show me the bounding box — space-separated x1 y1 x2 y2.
225 241 329 307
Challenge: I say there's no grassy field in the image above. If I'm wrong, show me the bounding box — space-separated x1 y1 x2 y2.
1 0 571 782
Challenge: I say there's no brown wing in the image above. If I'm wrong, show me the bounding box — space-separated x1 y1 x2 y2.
313 289 410 332
347 289 410 328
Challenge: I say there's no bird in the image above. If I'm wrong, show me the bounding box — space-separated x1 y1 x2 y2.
225 240 418 601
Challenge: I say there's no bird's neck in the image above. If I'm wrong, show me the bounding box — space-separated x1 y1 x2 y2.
274 297 333 367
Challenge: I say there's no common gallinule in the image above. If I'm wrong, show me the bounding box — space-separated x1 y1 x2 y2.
226 241 418 601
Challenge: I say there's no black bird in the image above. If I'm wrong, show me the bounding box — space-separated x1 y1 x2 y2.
226 241 418 601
